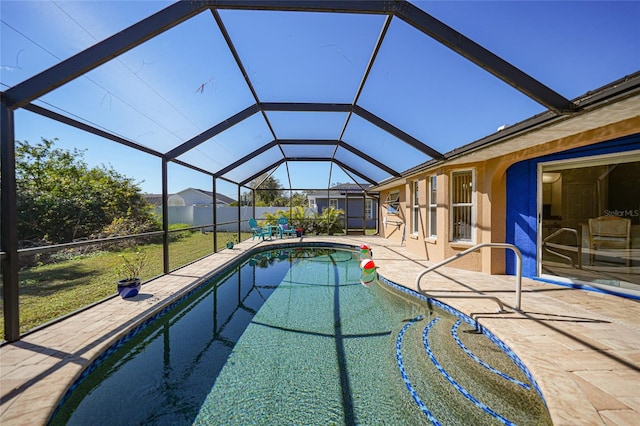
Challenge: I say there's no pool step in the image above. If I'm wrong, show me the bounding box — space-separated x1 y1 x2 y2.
396 314 551 425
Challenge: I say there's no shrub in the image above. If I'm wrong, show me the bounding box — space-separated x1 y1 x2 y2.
168 223 194 241
314 207 345 235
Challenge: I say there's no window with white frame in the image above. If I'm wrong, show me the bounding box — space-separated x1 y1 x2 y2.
429 175 437 238
329 199 338 210
450 170 474 242
412 180 419 234
384 191 400 214
365 199 373 219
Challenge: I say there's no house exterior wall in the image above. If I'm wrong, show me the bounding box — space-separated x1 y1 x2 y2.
314 197 378 228
314 198 335 213
379 115 640 276
505 132 640 277
347 197 377 229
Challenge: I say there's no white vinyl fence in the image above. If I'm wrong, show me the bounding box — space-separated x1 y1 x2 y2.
153 206 309 232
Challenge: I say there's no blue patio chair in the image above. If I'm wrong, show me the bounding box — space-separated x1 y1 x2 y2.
249 218 271 241
277 217 296 238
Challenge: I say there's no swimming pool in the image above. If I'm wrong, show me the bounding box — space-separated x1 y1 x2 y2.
49 246 551 425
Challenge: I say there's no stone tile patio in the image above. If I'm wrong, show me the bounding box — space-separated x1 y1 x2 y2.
1 236 639 425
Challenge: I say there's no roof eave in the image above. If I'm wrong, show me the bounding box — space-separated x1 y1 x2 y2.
370 71 640 190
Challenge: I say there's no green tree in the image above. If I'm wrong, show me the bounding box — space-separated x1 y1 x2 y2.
315 207 345 235
290 191 308 207
256 175 282 206
242 177 308 207
15 138 158 245
243 174 283 206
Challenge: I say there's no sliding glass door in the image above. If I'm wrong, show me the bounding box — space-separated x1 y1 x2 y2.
538 152 640 292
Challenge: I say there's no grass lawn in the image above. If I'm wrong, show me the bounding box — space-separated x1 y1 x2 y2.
1 232 250 335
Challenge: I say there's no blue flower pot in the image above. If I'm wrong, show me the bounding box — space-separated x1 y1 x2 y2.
117 278 142 299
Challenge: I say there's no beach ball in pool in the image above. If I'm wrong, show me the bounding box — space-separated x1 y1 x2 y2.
359 244 372 259
360 259 377 287
360 259 375 271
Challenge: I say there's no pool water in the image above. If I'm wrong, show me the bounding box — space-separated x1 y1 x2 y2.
49 247 551 425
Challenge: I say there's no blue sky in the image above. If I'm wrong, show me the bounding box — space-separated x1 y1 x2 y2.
1 1 639 198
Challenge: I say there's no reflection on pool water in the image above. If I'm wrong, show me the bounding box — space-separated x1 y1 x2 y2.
49 246 551 425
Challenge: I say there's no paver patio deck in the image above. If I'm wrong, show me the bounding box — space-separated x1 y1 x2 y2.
1 236 639 425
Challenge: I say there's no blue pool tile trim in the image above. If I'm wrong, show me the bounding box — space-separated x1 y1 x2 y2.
396 315 441 425
451 320 530 389
378 275 547 406
423 317 515 426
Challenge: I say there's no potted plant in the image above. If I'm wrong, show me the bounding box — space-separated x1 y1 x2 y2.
224 233 237 249
226 237 236 249
115 250 149 299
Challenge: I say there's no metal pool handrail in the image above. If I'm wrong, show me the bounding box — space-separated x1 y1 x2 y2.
415 243 522 311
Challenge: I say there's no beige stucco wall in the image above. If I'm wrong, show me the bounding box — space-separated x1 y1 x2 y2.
379 115 640 274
